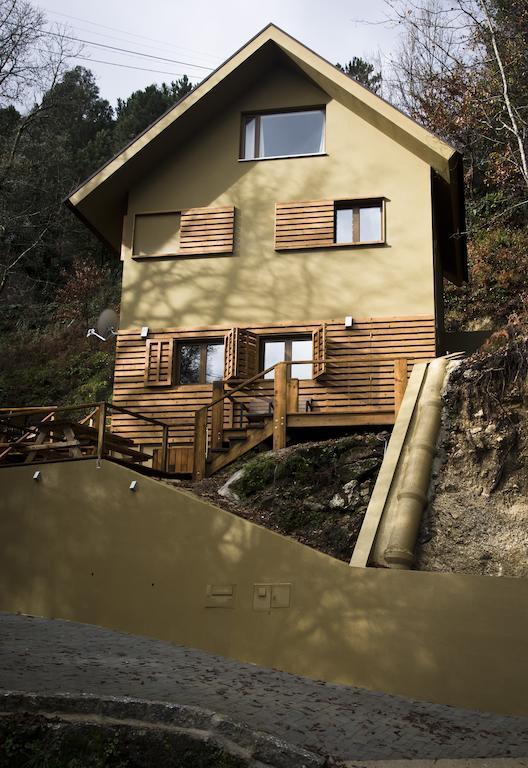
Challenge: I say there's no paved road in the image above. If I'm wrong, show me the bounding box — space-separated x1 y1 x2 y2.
1 613 527 763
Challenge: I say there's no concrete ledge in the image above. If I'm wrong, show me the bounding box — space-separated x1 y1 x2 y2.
0 690 327 768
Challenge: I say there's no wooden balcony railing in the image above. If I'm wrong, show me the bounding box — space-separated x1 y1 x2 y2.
0 402 171 470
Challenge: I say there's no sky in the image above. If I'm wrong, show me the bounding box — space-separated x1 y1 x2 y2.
39 0 401 107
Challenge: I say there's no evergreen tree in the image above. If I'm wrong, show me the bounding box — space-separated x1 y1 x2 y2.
336 57 382 93
113 76 193 150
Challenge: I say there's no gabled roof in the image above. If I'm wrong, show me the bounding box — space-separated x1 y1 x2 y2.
66 23 460 253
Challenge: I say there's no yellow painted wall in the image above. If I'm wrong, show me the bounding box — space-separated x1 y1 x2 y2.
1 459 527 717
121 63 434 329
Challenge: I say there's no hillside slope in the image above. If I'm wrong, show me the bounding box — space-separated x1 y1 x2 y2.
417 326 528 577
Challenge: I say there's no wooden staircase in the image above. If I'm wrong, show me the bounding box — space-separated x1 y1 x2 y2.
207 413 273 475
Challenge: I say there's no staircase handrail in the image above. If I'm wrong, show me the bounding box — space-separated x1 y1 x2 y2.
197 358 327 417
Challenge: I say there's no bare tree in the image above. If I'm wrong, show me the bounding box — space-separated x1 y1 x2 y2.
385 0 528 208
0 0 79 297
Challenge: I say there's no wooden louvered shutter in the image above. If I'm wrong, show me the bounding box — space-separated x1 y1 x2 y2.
144 339 174 386
179 206 235 255
275 200 334 250
224 328 258 382
312 324 327 380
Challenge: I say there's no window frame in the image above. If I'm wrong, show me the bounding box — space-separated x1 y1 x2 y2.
175 339 225 386
334 198 386 247
239 107 326 162
260 334 313 379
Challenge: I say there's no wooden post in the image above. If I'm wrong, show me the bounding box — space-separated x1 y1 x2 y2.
192 408 208 481
97 402 107 461
211 381 224 450
273 362 288 450
160 423 169 473
394 359 408 415
287 378 299 413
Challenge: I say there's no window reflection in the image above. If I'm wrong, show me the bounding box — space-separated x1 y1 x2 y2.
263 337 312 380
205 343 225 383
179 343 201 385
264 341 285 379
243 109 325 160
291 338 312 379
360 205 382 242
178 342 224 384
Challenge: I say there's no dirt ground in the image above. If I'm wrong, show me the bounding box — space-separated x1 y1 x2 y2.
177 431 389 562
417 327 528 577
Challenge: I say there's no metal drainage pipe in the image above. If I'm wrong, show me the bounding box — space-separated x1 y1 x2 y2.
383 356 448 569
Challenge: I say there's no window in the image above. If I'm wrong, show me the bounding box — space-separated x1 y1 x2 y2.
177 341 225 384
262 337 313 380
241 109 325 160
274 198 385 251
335 200 384 245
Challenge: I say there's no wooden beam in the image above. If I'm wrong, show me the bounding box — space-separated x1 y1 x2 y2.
210 381 224 449
273 362 288 450
192 408 208 481
287 378 299 413
287 412 395 428
394 358 408 415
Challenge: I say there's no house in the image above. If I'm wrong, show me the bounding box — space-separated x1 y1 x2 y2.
66 24 467 478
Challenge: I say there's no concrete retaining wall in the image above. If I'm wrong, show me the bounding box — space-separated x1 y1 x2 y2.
1 459 527 716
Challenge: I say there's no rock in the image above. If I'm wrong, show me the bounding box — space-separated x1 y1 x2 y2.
218 469 245 501
304 500 324 513
329 494 345 508
342 479 357 503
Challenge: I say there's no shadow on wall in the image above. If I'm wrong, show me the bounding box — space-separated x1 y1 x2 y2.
0 458 527 717
119 63 430 329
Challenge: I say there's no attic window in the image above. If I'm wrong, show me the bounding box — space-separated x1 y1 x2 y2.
241 108 325 160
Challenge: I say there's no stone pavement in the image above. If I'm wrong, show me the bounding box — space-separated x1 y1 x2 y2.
1 613 527 763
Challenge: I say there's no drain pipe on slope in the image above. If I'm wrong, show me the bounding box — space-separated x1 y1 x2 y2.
382 356 448 570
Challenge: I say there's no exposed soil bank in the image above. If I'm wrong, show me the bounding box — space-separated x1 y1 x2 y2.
417 327 528 577
188 431 389 562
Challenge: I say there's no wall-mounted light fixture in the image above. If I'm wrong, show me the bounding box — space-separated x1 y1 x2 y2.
33 471 41 481
140 326 149 339
345 316 354 329
129 480 138 492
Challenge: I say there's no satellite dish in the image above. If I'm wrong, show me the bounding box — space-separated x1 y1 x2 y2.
87 308 119 342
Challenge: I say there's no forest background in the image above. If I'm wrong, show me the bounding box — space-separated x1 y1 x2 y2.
1 0 527 406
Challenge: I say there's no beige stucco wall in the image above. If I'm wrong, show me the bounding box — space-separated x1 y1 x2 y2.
120 63 434 329
1 458 527 717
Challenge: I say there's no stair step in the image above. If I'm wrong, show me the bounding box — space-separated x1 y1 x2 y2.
210 446 230 454
223 429 247 440
247 422 265 429
246 413 269 423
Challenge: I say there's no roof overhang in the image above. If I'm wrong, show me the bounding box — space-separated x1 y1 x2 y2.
66 23 460 254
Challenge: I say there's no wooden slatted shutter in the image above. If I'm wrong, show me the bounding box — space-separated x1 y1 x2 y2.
312 324 327 379
179 206 235 255
224 328 258 381
144 339 174 386
275 200 334 250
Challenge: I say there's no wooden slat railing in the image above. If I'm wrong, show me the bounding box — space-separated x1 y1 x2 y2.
0 402 171 471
